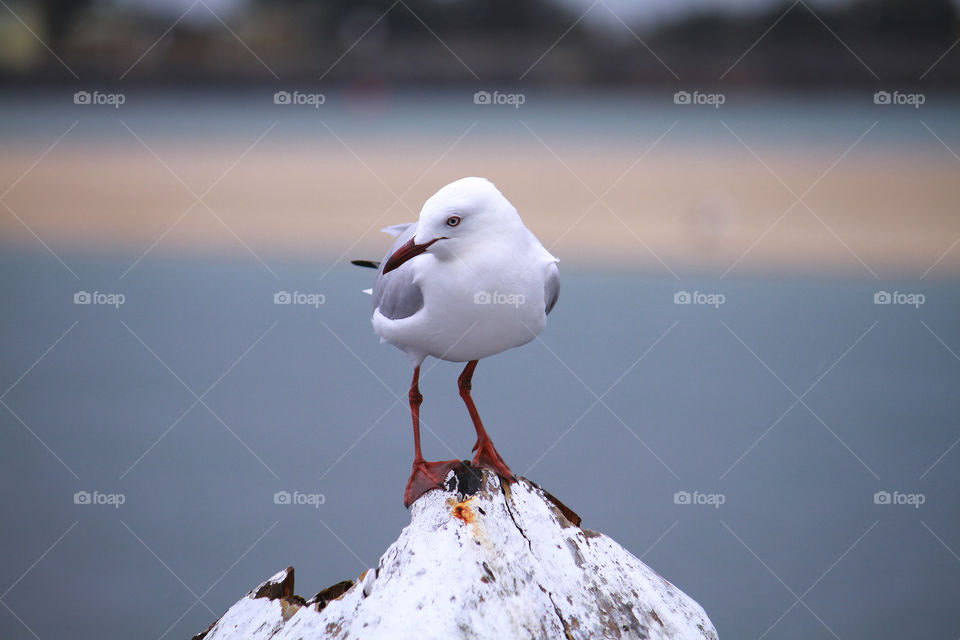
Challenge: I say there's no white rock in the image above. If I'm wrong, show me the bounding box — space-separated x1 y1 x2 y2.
196 468 718 640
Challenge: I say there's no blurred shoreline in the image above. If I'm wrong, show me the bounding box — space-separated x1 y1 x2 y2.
1 89 958 279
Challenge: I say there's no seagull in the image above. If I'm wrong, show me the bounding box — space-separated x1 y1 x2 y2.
353 177 560 507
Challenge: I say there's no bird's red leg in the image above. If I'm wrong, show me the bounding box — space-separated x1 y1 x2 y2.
459 360 515 481
404 365 459 508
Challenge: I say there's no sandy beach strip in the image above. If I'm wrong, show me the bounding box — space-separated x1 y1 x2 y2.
1 143 957 277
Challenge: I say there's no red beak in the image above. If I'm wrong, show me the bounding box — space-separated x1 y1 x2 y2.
382 236 445 274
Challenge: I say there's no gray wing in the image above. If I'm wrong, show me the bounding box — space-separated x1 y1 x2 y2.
544 263 560 315
373 222 424 320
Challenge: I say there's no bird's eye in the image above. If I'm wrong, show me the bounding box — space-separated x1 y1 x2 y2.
446 215 461 227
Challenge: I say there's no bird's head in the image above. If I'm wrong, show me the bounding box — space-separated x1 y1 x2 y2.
382 177 522 274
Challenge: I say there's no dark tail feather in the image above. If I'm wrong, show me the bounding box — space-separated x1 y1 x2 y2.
351 259 380 269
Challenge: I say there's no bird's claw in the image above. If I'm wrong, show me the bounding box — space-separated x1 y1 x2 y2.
404 459 461 508
471 438 515 481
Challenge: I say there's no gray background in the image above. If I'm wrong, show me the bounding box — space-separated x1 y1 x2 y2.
3 0 960 636
0 244 958 639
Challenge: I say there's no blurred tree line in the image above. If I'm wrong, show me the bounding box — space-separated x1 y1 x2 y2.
3 0 957 85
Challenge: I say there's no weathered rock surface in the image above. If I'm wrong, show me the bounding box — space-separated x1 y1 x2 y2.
194 464 718 639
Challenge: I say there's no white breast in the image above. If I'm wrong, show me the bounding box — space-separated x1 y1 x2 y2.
372 231 557 364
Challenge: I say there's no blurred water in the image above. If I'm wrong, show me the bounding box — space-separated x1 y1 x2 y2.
0 248 957 639
2 88 957 150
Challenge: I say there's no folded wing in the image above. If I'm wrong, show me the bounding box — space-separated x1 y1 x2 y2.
373 222 425 320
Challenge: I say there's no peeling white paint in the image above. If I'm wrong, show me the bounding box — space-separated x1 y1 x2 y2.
199 471 718 640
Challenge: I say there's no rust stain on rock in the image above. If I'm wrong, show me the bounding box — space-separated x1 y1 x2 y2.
449 496 478 525
453 502 476 524
448 495 492 550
